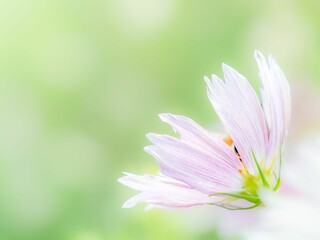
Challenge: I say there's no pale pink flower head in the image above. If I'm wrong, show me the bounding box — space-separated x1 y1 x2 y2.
118 51 291 210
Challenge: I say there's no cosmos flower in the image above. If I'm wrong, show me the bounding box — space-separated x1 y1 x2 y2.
118 51 291 210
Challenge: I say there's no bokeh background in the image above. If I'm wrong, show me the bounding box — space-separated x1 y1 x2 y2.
0 1 320 239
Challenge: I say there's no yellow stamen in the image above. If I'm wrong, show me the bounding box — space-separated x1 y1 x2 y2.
224 136 249 175
223 137 233 146
239 161 249 175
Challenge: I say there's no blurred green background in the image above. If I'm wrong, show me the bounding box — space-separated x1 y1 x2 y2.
0 1 319 239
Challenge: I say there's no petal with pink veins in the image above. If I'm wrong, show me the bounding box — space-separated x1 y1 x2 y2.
118 173 221 208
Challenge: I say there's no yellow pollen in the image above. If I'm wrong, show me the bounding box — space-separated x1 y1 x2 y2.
223 137 233 146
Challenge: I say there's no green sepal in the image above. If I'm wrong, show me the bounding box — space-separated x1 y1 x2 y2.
210 192 260 204
252 150 270 188
273 147 283 191
208 202 261 210
273 177 281 191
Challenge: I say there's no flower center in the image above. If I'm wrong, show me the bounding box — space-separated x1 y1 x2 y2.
217 137 281 209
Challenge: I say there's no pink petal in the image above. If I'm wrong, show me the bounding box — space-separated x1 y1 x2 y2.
145 133 243 194
159 113 231 153
118 173 221 208
255 51 291 166
205 64 268 174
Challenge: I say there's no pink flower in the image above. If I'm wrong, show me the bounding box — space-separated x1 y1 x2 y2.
118 51 291 210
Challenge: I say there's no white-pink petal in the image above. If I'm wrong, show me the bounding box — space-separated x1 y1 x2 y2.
118 173 221 208
255 51 291 167
159 113 243 169
205 64 268 174
145 133 243 194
